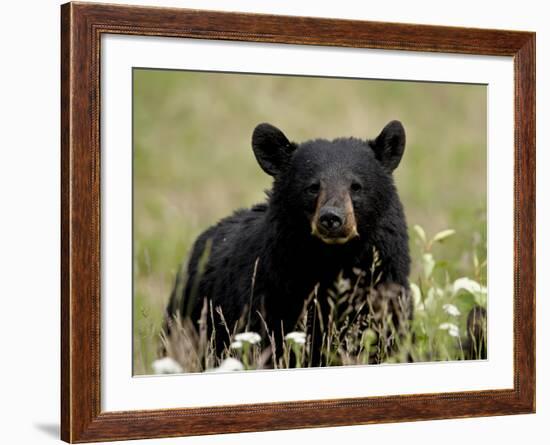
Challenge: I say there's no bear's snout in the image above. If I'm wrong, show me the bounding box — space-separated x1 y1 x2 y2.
311 190 359 245
319 206 344 230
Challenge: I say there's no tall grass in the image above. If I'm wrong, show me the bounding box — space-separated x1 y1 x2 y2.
154 226 486 374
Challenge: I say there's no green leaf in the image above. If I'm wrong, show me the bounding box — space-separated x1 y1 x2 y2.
456 291 476 308
453 277 487 309
432 229 456 243
424 287 437 311
474 290 487 307
413 224 426 243
410 283 424 311
422 253 435 279
362 329 378 347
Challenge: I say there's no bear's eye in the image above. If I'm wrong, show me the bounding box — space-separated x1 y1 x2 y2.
350 182 363 193
306 183 320 195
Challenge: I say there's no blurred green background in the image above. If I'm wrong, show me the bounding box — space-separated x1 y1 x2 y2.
133 68 486 375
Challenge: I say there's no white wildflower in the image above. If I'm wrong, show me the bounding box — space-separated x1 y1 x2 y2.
439 322 460 338
442 303 461 317
234 332 261 345
452 277 486 295
213 357 244 372
230 340 243 350
452 277 487 306
151 357 183 375
285 331 306 345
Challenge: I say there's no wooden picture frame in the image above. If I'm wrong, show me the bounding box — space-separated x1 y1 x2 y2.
61 2 535 442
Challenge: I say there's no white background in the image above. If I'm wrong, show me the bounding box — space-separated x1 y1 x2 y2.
0 0 546 444
102 36 514 410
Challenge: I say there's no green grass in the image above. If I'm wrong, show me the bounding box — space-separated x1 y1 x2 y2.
133 69 487 375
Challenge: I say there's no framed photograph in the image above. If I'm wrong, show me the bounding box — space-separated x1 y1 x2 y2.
61 2 535 442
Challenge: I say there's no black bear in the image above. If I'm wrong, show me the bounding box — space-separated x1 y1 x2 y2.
164 121 411 364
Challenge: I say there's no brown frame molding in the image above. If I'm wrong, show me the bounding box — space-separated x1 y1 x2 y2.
61 2 536 442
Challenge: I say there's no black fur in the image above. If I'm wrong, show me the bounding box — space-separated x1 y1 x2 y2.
166 121 411 356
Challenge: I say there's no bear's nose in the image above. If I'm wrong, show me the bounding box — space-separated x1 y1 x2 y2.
319 207 344 231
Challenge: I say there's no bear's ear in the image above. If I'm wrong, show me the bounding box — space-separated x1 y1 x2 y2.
252 123 295 176
371 120 406 172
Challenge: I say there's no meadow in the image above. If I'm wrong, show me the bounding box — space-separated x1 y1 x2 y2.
133 69 487 375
